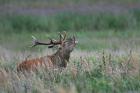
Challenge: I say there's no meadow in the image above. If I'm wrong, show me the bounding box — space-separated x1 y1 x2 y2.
0 0 140 93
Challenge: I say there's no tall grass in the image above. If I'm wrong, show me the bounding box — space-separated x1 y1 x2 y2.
0 49 140 93
1 10 140 33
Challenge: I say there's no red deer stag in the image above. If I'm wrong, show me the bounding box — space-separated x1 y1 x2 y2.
17 32 78 72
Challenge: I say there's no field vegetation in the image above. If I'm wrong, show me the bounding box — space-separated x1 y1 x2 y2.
0 0 140 93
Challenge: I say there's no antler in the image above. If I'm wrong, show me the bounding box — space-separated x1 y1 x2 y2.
62 31 66 41
58 31 66 42
31 32 67 48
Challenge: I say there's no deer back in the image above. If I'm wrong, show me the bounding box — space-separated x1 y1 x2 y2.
17 56 53 72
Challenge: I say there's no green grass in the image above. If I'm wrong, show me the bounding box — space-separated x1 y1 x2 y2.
0 30 140 51
1 10 140 33
0 48 140 93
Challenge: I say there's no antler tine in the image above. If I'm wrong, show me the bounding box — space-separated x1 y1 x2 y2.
58 32 63 42
73 35 75 41
62 31 67 41
73 34 78 44
48 38 53 44
31 35 39 47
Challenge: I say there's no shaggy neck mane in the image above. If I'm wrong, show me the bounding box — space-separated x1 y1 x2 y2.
50 49 71 67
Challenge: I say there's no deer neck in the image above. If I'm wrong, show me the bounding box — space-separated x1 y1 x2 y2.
51 49 71 67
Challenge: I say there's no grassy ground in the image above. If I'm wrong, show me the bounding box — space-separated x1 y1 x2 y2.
0 0 140 93
0 31 140 93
